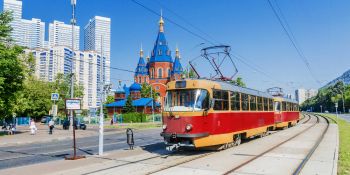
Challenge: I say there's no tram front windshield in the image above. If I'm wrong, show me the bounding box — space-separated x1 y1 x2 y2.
165 89 209 112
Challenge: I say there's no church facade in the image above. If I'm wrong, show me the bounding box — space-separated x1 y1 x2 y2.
134 15 184 103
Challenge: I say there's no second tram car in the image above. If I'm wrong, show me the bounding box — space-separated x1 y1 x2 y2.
161 79 299 150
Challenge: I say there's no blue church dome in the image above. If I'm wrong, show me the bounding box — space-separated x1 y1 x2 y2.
130 82 142 91
172 47 183 75
135 47 149 76
149 15 173 63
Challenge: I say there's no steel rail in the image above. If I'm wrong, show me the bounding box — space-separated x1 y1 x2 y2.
292 114 330 175
145 151 216 175
222 113 319 175
301 113 311 124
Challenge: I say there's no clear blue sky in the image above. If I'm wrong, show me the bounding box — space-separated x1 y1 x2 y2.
2 0 350 95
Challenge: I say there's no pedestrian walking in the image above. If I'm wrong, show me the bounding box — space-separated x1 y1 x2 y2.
29 119 37 135
48 119 54 134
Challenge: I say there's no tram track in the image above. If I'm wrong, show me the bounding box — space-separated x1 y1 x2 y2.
144 114 315 175
292 114 330 175
301 113 311 124
81 113 317 175
222 113 324 175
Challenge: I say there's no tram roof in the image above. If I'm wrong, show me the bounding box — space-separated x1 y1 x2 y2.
214 80 273 99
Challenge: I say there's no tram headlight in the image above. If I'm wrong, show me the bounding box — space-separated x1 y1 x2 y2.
185 124 193 131
162 124 167 130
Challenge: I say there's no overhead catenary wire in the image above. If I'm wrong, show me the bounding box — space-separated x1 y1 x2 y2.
151 0 221 45
266 0 321 85
137 0 298 89
29 51 135 73
131 0 216 46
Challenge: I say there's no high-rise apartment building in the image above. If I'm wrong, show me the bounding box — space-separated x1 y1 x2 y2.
26 47 103 109
21 18 45 48
84 16 111 84
4 0 45 48
3 0 22 44
295 89 318 105
49 20 80 50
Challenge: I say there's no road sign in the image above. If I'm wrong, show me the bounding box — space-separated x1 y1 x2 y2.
335 103 338 108
65 99 81 110
51 93 59 101
75 110 82 114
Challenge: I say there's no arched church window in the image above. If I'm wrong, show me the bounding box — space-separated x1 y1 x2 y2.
152 51 154 57
144 77 147 82
151 68 154 78
158 49 162 56
158 68 163 78
139 77 141 83
167 50 170 56
167 68 171 78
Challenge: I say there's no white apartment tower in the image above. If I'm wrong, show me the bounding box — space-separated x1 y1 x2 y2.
3 0 22 44
84 16 111 84
27 47 102 109
4 0 45 48
49 20 80 50
295 89 318 105
21 18 45 48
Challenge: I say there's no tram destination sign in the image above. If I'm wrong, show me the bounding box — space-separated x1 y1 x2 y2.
65 99 81 110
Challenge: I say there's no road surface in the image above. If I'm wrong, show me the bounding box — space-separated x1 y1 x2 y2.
0 128 162 170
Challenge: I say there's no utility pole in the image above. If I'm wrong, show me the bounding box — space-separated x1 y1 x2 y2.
320 105 323 113
65 0 84 160
69 0 76 132
99 35 104 156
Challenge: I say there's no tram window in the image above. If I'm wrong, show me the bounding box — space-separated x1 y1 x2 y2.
282 102 286 111
257 97 263 111
250 95 257 111
274 101 281 111
213 90 229 111
269 99 273 111
230 91 240 111
286 102 290 111
263 98 268 111
241 93 249 111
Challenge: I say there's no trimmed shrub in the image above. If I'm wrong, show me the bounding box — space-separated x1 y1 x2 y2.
122 112 147 123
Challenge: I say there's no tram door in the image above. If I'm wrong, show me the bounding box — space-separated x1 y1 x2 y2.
274 101 282 123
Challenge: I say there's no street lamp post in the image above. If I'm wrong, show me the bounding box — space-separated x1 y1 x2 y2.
320 105 323 113
150 86 155 122
99 35 104 156
335 102 338 123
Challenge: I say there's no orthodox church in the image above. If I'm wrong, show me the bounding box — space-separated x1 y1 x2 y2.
134 14 184 102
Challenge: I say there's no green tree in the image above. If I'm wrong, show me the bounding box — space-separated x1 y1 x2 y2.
123 95 135 113
51 73 84 118
183 67 197 78
229 77 246 87
105 95 115 104
140 83 158 99
0 11 25 119
13 77 52 119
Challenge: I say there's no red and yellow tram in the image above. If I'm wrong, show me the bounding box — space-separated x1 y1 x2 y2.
161 79 299 150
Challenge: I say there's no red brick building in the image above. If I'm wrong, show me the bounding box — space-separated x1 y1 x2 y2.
134 15 184 104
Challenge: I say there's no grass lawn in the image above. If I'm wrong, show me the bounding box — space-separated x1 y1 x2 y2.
105 122 162 130
318 113 350 175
